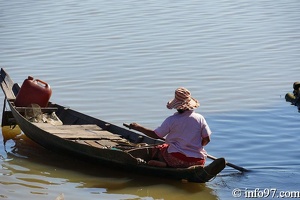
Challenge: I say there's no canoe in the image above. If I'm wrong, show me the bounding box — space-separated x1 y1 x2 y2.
0 68 225 183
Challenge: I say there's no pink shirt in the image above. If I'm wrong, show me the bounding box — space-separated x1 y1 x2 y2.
154 110 211 159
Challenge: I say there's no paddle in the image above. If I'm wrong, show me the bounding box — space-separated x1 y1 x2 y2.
206 154 249 172
123 123 248 172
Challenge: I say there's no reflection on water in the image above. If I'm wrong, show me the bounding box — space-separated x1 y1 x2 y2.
0 126 218 200
2 126 22 148
1 0 300 199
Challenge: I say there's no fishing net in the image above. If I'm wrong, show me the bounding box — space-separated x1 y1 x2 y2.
25 104 43 122
44 111 63 125
25 104 63 125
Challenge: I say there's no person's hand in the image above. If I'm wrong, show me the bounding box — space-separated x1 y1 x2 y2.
129 122 140 130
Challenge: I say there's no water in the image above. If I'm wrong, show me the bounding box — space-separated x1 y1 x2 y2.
1 0 300 199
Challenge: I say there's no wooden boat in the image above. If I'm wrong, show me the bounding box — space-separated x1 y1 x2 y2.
0 68 225 183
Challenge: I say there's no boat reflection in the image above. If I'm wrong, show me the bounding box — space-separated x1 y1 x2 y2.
2 125 21 146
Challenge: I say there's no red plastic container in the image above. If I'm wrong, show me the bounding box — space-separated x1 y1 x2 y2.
15 76 52 107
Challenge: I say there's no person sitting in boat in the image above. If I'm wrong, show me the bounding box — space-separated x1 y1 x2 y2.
129 87 211 168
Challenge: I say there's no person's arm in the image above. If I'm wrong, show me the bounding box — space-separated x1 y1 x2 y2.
202 136 210 146
129 123 162 139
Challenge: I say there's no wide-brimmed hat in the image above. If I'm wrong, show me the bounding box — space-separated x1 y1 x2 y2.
166 87 200 110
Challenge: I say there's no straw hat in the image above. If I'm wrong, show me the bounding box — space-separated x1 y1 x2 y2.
166 87 200 110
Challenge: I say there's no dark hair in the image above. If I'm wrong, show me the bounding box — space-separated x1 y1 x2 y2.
177 109 186 114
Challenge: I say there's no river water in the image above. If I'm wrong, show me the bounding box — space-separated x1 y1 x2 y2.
1 0 300 199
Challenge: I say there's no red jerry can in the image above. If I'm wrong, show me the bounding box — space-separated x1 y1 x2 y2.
14 76 52 107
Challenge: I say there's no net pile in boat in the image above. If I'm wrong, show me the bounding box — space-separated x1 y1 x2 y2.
25 104 43 122
24 104 63 125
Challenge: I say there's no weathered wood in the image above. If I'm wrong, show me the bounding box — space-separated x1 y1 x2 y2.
74 140 86 145
84 140 105 148
33 123 123 140
16 107 58 113
0 69 17 100
0 79 15 100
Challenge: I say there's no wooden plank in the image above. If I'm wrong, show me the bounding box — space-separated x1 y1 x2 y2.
72 138 122 149
74 140 86 145
33 123 124 140
0 69 16 100
84 140 104 148
0 80 15 100
94 140 120 148
16 107 58 113
33 121 133 148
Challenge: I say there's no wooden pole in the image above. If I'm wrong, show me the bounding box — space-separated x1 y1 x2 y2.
207 154 249 172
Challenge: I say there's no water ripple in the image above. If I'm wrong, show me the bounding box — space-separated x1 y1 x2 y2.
1 0 300 199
